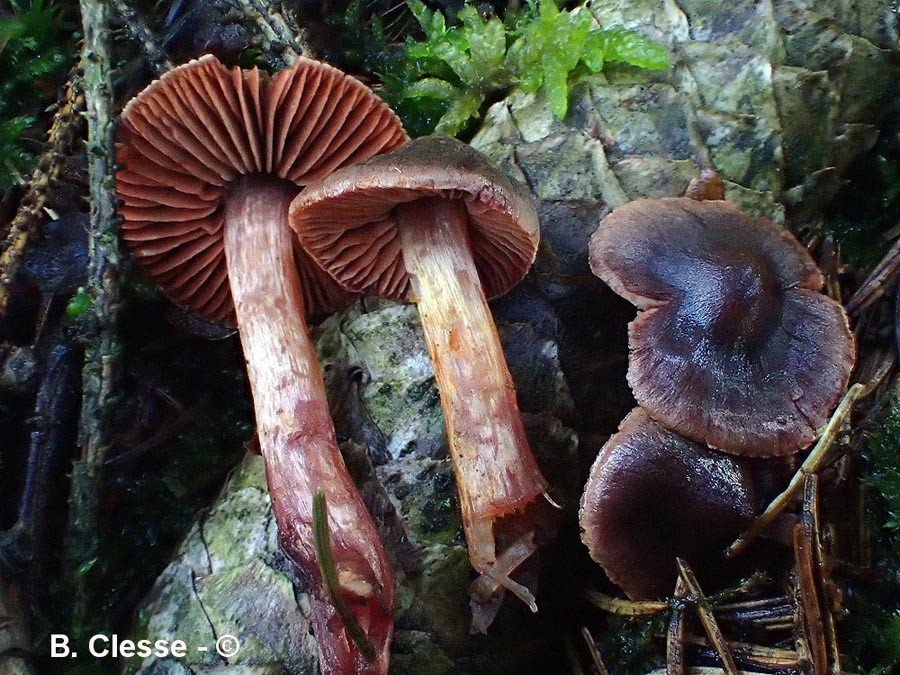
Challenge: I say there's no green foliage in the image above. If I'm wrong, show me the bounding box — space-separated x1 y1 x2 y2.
387 0 669 135
592 613 667 674
66 286 90 317
0 0 70 188
846 399 900 673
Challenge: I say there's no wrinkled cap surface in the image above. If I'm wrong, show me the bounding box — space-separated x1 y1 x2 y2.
589 197 855 457
289 135 540 302
579 408 756 600
116 54 407 325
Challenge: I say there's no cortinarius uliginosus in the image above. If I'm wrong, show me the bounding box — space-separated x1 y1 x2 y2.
116 54 407 674
289 136 550 619
589 197 856 457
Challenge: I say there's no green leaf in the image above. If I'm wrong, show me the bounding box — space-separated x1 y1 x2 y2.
407 0 444 38
387 0 670 133
599 26 670 70
434 88 484 136
542 64 569 119
66 286 91 318
401 77 460 102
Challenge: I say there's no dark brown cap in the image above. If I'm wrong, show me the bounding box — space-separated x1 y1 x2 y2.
116 54 407 325
579 408 756 600
288 135 539 301
589 197 855 457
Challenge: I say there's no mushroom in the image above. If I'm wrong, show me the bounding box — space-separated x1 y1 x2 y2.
579 408 757 600
589 197 855 457
289 136 550 612
115 55 407 674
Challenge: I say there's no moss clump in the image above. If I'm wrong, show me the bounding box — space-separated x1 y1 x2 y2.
0 0 71 187
847 400 900 674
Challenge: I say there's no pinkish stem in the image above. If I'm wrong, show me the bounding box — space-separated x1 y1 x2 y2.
223 175 393 674
396 197 550 611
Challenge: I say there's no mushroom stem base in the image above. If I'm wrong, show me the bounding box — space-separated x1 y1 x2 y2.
397 196 549 611
224 176 393 674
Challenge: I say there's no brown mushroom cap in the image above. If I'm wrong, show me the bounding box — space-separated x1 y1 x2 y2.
579 408 756 600
116 54 407 325
589 198 855 457
288 135 540 301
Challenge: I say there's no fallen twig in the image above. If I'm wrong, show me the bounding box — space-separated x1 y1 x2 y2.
65 0 122 626
230 0 305 63
727 383 865 558
846 229 900 316
580 626 610 675
666 578 686 675
675 559 738 675
111 0 173 75
584 589 668 616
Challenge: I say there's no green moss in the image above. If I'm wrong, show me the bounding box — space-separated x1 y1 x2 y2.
0 0 71 187
846 399 900 673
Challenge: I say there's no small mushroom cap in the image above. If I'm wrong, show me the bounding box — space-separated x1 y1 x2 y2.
579 408 756 600
589 198 856 457
289 135 540 301
116 55 407 325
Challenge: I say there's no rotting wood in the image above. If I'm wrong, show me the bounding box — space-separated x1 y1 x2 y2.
675 559 739 675
727 383 864 558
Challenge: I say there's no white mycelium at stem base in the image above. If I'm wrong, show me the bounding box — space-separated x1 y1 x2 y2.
397 197 548 608
223 176 393 674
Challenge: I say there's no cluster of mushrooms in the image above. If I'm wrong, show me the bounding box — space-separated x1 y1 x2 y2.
116 55 550 674
579 183 856 600
115 55 857 674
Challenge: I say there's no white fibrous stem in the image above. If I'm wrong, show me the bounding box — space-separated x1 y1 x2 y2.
397 197 549 610
224 176 393 675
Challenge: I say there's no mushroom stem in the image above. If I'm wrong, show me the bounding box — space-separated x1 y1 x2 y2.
223 176 393 675
396 196 549 608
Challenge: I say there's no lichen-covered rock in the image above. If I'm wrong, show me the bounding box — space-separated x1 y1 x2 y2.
474 0 898 223
129 302 580 674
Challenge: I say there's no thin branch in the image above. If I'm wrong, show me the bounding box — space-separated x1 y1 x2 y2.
794 514 827 675
581 626 610 675
229 0 305 63
666 578 686 675
726 383 864 558
675 559 738 675
846 229 900 316
111 0 173 75
583 589 668 616
65 0 122 622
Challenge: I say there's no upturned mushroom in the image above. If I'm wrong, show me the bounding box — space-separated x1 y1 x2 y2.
579 408 757 600
116 55 407 674
289 136 550 613
589 197 855 457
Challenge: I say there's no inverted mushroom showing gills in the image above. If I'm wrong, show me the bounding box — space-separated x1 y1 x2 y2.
579 408 757 600
290 136 550 615
115 55 407 674
589 198 855 457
